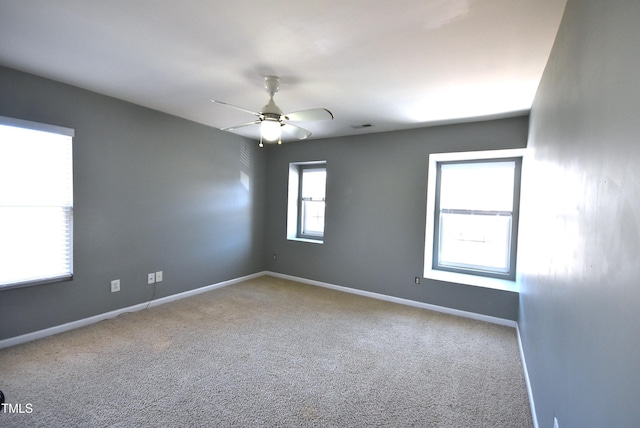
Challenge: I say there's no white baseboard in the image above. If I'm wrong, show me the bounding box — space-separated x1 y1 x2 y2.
516 323 538 428
266 271 517 328
0 271 268 350
1 269 516 346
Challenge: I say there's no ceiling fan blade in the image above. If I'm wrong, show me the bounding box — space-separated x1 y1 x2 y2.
221 120 261 132
281 123 312 140
211 99 261 117
284 108 334 122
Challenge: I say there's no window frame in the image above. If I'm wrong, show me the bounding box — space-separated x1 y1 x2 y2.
423 149 525 291
0 115 74 290
433 157 522 280
297 165 327 240
287 161 327 244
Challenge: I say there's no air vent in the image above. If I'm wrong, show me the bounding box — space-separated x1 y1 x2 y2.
350 124 374 129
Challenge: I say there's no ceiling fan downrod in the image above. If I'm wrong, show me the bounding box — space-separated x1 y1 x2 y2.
264 75 280 96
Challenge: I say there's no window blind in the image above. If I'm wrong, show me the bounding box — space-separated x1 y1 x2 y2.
0 117 74 288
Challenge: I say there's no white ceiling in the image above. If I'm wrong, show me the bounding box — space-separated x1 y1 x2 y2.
0 0 567 141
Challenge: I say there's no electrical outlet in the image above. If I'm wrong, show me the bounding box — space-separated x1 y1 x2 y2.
554 417 559 428
155 271 163 282
110 279 121 293
147 273 156 285
415 277 421 284
272 254 277 260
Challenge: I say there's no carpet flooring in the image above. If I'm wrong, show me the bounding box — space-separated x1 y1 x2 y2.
0 276 532 427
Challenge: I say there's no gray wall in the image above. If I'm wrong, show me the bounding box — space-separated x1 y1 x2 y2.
519 1 640 427
264 117 528 320
0 66 266 340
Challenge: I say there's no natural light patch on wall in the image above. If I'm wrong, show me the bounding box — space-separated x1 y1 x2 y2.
240 142 251 191
518 156 586 279
240 171 250 191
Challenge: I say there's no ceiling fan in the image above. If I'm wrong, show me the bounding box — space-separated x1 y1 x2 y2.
212 76 334 147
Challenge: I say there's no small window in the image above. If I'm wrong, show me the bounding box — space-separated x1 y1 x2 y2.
424 149 523 283
287 161 326 243
0 116 74 289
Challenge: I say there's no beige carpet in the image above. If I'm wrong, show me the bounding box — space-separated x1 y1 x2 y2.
0 276 532 427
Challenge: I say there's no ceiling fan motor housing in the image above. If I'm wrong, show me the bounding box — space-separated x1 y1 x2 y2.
261 98 283 117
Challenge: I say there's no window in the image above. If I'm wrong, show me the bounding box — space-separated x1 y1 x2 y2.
424 149 524 286
287 161 326 243
0 116 74 289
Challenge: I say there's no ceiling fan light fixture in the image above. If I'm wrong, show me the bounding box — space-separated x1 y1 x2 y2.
261 119 281 142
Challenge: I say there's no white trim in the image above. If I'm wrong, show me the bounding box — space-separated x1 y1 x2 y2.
0 271 268 350
424 269 519 293
0 115 75 137
0 269 516 343
287 237 324 245
267 271 517 328
516 322 539 428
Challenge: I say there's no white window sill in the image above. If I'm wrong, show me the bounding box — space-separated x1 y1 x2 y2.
287 237 324 244
423 269 519 293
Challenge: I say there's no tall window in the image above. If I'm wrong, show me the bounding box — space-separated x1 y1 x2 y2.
424 149 523 282
0 116 74 289
287 161 326 243
299 167 326 238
